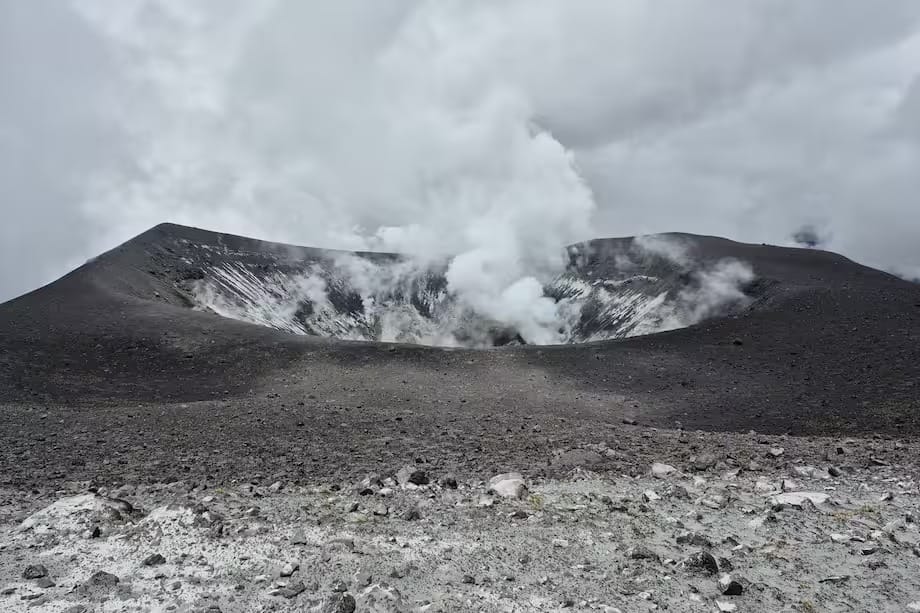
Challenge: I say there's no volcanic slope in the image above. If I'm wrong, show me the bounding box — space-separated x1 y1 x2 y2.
0 222 918 441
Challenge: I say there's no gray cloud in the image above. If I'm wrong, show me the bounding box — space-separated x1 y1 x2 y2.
1 0 919 302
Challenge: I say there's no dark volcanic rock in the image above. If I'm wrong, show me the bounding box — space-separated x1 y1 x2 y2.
22 565 47 580
685 551 719 575
86 571 120 588
142 553 166 566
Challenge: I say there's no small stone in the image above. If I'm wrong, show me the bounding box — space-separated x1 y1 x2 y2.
461 574 475 584
440 475 458 489
63 607 88 613
272 581 306 599
691 453 717 472
476 495 495 507
767 447 785 458
629 546 659 561
86 571 119 587
819 575 851 584
372 504 389 517
642 490 660 502
23 565 48 580
330 579 348 593
269 481 283 493
280 562 299 577
716 602 737 612
291 528 309 545
396 466 430 486
401 506 422 521
390 565 410 579
488 473 528 499
701 495 725 509
34 578 54 589
718 574 743 595
828 465 842 477
651 463 677 478
142 553 166 566
684 551 719 575
622 418 638 426
770 492 830 507
676 532 713 548
323 592 356 613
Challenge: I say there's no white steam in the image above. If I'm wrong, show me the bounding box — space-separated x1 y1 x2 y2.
71 0 594 344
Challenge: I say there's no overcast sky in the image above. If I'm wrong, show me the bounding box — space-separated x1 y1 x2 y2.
2 0 920 302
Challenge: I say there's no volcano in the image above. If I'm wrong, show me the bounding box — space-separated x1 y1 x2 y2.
1 222 918 439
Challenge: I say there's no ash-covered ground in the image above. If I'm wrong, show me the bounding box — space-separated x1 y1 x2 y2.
1 223 919 611
2 429 920 612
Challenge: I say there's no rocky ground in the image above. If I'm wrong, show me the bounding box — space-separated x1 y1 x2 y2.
2 432 919 613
